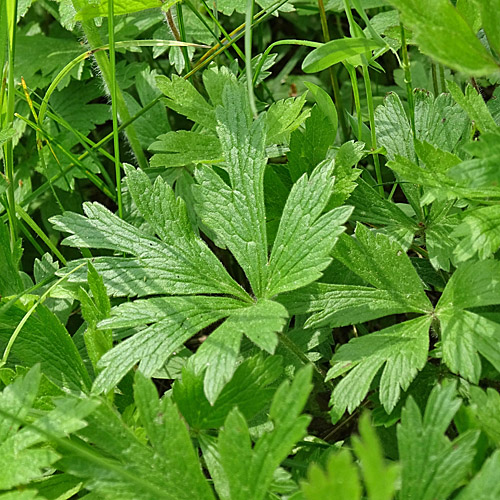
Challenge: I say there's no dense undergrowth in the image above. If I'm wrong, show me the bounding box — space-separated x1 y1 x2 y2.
1 0 500 498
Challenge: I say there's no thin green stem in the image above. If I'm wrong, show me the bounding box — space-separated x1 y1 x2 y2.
176 4 192 78
431 63 439 96
400 23 416 138
245 0 258 118
439 64 446 93
16 204 67 265
362 64 383 196
346 63 362 139
318 0 349 139
4 0 18 247
107 0 122 218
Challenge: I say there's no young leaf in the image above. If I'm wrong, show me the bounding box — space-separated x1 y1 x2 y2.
447 82 499 135
156 74 216 130
398 382 478 500
327 316 432 414
265 160 353 297
456 450 500 500
133 373 216 499
352 413 398 500
149 131 221 168
468 387 500 446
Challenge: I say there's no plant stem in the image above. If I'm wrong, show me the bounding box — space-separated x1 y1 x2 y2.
70 0 148 171
400 23 416 138
245 0 258 118
4 0 18 247
318 0 349 140
362 65 383 196
107 0 122 218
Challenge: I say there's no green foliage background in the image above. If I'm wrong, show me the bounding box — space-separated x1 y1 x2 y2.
1 0 500 498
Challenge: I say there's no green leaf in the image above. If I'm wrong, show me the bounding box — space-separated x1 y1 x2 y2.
265 93 309 145
80 262 112 373
301 450 361 500
192 300 287 403
327 316 432 414
215 366 313 500
437 260 500 311
60 396 213 500
0 221 23 297
287 104 335 183
451 205 500 262
348 178 418 250
447 133 500 189
133 373 216 500
468 387 500 446
456 450 500 500
352 413 398 500
174 355 282 429
0 306 91 392
332 223 431 311
0 127 15 147
447 82 499 135
149 131 221 168
391 0 499 76
280 282 425 329
194 80 268 296
438 309 500 383
326 140 364 208
51 198 246 300
398 382 478 500
302 37 384 73
266 160 352 297
75 0 162 20
92 296 242 394
0 366 97 491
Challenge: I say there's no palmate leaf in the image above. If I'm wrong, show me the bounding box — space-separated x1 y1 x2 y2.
194 80 269 296
398 383 478 500
93 296 243 394
327 316 432 414
280 222 431 358
51 171 247 300
265 160 352 297
435 260 500 382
